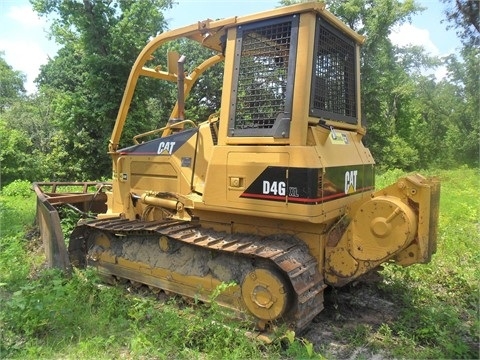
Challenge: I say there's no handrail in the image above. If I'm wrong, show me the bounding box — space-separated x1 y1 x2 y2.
132 119 197 144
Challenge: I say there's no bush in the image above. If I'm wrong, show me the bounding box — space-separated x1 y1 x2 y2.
0 120 45 185
1 179 32 197
380 135 419 171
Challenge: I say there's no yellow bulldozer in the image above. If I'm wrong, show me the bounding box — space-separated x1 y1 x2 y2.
34 2 440 333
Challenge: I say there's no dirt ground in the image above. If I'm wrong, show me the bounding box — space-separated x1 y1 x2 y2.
302 273 396 359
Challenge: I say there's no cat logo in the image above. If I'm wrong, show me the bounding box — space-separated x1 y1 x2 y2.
344 170 358 194
157 141 176 155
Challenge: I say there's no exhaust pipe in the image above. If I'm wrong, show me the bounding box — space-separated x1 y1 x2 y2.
177 55 186 121
168 54 186 125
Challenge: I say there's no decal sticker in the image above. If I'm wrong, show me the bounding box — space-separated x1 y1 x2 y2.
289 187 299 197
329 127 349 145
118 128 197 155
329 132 349 145
241 167 320 203
181 157 192 167
157 141 176 155
240 165 374 204
344 170 357 194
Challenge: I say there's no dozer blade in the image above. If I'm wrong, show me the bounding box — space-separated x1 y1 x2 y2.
33 182 109 270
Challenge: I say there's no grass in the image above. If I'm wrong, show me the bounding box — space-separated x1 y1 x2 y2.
1 168 479 359
372 167 480 358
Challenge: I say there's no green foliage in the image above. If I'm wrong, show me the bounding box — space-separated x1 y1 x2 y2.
0 52 26 112
441 0 479 46
0 189 36 236
1 180 32 197
0 88 74 184
1 268 131 358
379 135 419 171
57 206 83 238
0 192 37 286
0 232 30 286
321 0 478 170
0 119 44 186
28 0 174 180
282 330 324 359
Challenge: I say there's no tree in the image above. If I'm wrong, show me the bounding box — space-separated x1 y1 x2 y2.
440 0 480 166
442 46 479 166
31 0 174 180
0 52 26 113
442 0 479 46
0 117 45 186
0 54 45 186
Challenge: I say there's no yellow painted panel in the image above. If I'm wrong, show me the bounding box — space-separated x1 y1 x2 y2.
131 160 177 177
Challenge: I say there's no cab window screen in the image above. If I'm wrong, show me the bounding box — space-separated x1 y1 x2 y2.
311 17 357 124
230 16 298 137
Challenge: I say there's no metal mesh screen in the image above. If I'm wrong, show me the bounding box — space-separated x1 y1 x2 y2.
233 20 292 131
311 18 357 123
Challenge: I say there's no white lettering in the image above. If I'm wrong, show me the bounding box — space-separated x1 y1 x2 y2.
262 181 286 196
289 187 299 197
157 141 176 154
270 181 278 195
263 181 270 194
344 170 358 194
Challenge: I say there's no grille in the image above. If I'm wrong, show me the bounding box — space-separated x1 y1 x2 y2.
234 20 292 130
311 18 356 123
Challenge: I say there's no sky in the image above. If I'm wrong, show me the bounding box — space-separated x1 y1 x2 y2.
0 0 461 94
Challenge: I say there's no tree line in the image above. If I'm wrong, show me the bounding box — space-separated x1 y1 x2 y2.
1 0 478 186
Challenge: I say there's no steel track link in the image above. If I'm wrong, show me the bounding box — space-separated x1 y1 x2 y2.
71 218 326 332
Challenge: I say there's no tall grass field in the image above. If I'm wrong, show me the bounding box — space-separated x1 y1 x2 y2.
1 168 478 359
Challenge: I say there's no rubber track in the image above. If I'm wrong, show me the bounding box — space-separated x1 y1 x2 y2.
75 218 326 331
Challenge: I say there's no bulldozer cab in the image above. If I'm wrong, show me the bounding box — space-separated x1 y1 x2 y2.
222 11 362 144
108 2 364 152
